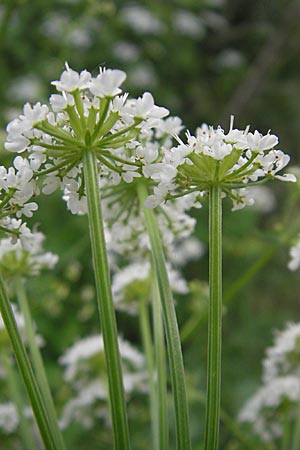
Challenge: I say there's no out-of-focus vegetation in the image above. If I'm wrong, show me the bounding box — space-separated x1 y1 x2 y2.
1 0 300 449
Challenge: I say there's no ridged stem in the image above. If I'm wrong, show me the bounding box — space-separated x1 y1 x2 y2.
15 277 66 450
82 149 131 450
139 295 159 450
151 267 169 450
0 272 56 450
137 182 191 450
2 348 36 450
204 184 223 450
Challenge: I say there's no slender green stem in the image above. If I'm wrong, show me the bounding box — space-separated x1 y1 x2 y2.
190 388 264 450
15 277 66 450
91 98 110 142
36 122 79 146
204 184 223 450
2 349 36 450
139 295 159 450
223 246 276 305
0 272 56 450
137 182 191 450
181 314 204 343
151 267 169 450
291 403 300 450
99 122 138 145
281 408 290 450
82 149 131 450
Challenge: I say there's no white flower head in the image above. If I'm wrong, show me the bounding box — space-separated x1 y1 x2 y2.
246 130 279 153
52 63 91 92
0 230 58 277
143 116 295 211
0 403 19 434
89 68 126 98
239 376 300 441
263 322 300 382
288 240 300 271
59 334 145 389
128 92 169 120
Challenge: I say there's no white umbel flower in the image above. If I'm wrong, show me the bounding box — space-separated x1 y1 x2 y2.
0 231 58 277
59 334 145 389
5 64 171 220
239 376 300 441
89 69 127 98
263 322 300 382
143 116 296 210
0 402 19 434
52 64 91 92
288 239 300 271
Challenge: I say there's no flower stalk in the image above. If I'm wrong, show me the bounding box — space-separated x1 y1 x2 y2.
82 148 131 450
204 184 223 450
2 348 36 450
15 277 66 450
151 266 169 450
139 294 159 450
137 182 191 450
0 272 57 450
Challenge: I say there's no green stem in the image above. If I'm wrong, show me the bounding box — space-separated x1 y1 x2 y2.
0 272 56 450
190 388 263 450
139 295 159 450
15 277 66 450
91 98 110 142
181 313 204 344
137 182 191 450
151 267 169 450
281 408 290 450
82 149 131 450
223 246 276 305
2 348 36 450
36 122 79 146
204 184 222 450
291 403 300 450
99 121 140 145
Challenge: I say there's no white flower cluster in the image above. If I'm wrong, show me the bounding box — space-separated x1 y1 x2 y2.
112 260 189 315
59 334 147 429
239 322 300 441
263 322 300 382
0 156 38 248
103 187 199 258
0 231 58 277
288 237 300 271
0 402 19 434
89 113 203 309
143 117 296 210
5 63 169 216
238 376 300 441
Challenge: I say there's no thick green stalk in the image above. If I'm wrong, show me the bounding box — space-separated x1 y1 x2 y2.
0 272 56 450
204 184 223 450
151 269 169 450
2 349 36 450
82 149 131 450
137 182 191 450
139 295 159 450
15 277 66 450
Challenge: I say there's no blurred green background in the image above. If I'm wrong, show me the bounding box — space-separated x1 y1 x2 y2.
1 0 300 448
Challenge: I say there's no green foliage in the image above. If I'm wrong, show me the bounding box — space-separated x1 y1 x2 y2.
1 0 300 448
